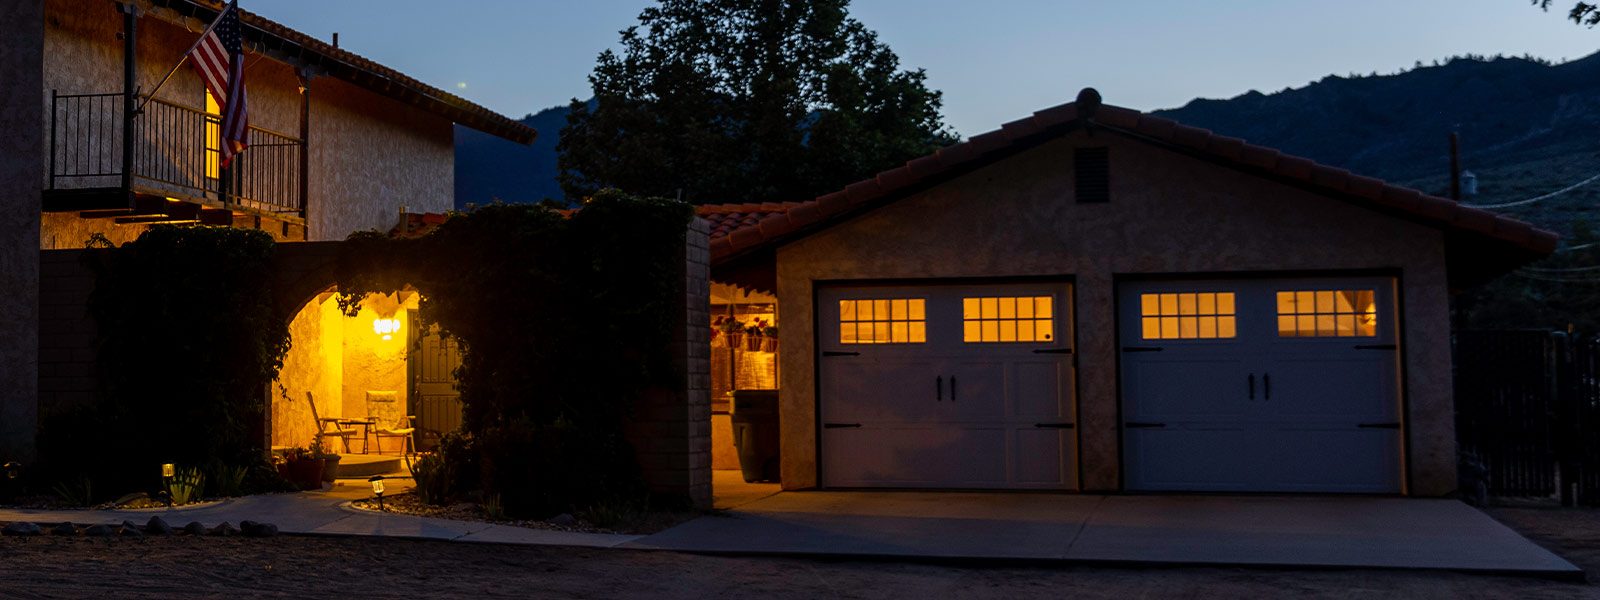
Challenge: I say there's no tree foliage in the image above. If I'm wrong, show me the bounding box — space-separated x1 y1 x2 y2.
557 0 957 205
1534 0 1600 27
335 191 695 517
1458 223 1600 330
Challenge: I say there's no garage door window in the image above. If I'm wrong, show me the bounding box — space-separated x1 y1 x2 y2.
1140 292 1236 340
840 299 926 344
963 296 1054 342
1276 290 1376 337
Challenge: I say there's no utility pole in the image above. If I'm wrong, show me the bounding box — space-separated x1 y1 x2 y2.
1449 131 1461 202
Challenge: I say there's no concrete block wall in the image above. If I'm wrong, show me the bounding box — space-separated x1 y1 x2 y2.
37 250 100 416
624 218 713 509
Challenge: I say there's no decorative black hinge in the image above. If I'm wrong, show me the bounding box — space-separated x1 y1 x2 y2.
1354 344 1397 350
1357 422 1401 429
1034 423 1075 429
1122 346 1163 353
822 351 860 357
823 423 863 429
1124 422 1166 428
1032 348 1074 354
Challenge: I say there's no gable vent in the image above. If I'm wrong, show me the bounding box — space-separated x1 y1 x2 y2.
1075 147 1110 203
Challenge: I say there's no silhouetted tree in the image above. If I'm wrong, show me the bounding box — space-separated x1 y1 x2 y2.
1534 1 1600 27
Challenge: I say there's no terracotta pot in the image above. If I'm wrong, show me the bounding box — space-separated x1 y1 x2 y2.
320 455 343 482
289 458 325 491
761 337 779 353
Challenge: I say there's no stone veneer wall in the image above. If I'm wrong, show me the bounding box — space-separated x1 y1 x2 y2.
2 0 45 461
624 218 713 509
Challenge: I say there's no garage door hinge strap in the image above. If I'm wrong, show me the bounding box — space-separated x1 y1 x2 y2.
822 351 861 357
1034 423 1075 429
1032 348 1074 354
823 423 863 429
1124 422 1166 428
1122 346 1163 352
1357 422 1401 429
1354 344 1397 350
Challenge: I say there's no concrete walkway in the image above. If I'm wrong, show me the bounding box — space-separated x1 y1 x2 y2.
0 481 641 548
626 492 1584 578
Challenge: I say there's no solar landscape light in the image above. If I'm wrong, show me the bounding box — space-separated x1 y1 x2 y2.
4 462 19 480
369 475 386 511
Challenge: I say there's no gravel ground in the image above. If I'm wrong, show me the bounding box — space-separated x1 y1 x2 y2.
0 506 1594 599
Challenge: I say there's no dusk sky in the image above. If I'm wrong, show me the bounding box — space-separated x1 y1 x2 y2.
249 1 1600 137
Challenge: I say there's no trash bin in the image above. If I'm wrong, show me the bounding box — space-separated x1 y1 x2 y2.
731 389 781 483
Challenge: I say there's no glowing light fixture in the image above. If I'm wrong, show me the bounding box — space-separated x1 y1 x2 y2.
373 317 402 341
4 462 19 480
369 475 387 511
162 463 175 478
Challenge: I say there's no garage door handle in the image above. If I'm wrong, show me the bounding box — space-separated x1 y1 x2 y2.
951 376 957 402
1125 422 1165 428
936 376 942 401
1248 374 1255 400
1263 373 1270 400
823 351 860 357
1122 346 1163 353
1034 423 1075 429
1358 422 1401 429
824 423 863 429
1032 348 1073 354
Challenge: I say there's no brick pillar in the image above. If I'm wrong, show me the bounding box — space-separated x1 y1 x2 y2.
0 0 43 461
625 218 712 509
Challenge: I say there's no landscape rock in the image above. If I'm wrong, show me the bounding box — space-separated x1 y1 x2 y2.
239 520 278 538
207 522 237 537
183 522 207 536
118 521 143 536
547 513 576 526
51 522 77 536
2 522 42 536
145 517 174 536
83 524 112 537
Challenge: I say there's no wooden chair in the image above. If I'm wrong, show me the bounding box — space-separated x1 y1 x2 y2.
307 392 362 453
373 415 416 460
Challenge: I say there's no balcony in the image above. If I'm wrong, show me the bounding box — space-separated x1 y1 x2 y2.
45 91 305 225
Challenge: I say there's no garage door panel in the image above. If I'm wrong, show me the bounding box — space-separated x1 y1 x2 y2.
1013 361 1068 417
1015 429 1068 485
824 359 943 422
1268 356 1395 420
1126 428 1253 489
823 426 1009 487
1264 429 1403 492
944 360 1006 419
1123 359 1247 420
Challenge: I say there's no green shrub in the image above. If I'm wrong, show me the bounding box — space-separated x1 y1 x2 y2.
52 476 94 507
207 462 248 498
166 466 206 505
409 453 455 505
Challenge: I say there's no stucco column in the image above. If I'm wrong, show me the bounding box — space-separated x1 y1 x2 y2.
0 0 44 461
1075 269 1121 491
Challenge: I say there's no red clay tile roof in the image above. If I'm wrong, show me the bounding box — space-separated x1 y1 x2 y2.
707 88 1558 274
150 0 536 145
390 212 450 239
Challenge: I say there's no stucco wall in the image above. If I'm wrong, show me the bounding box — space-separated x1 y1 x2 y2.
269 291 412 452
2 0 45 461
775 132 1456 496
41 1 454 245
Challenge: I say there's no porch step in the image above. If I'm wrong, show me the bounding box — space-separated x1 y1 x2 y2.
333 454 405 478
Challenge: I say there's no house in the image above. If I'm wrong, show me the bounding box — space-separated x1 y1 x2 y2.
701 88 1554 496
2 0 534 461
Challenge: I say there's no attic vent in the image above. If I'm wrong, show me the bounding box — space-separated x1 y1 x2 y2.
1075 147 1110 203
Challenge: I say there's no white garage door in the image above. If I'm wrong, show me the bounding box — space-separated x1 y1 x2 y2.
1119 277 1404 493
818 282 1076 489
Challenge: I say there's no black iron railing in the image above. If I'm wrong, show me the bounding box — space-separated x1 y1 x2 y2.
48 90 305 216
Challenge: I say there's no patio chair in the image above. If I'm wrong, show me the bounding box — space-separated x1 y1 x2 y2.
307 392 362 453
373 415 416 467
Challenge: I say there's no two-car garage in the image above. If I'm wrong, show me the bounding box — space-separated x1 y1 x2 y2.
815 277 1404 494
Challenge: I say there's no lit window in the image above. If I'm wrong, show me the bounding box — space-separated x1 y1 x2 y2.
1140 292 1236 340
1277 290 1377 337
840 299 926 344
205 92 221 180
962 296 1054 343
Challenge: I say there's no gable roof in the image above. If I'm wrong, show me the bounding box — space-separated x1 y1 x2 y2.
145 0 537 145
703 88 1556 288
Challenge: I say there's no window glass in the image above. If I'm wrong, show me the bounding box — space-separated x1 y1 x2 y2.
963 296 1055 343
1141 292 1236 340
1277 290 1376 337
840 299 926 344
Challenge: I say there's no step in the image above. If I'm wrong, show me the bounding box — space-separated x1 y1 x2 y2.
332 454 405 478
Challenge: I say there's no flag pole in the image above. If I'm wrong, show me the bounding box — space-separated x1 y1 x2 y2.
133 1 234 115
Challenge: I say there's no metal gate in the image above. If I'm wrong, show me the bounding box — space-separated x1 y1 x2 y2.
1455 330 1600 505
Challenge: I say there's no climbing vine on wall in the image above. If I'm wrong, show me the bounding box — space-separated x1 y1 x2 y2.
48 226 291 497
336 190 695 517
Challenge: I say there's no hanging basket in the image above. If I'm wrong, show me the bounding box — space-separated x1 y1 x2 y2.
761 337 779 353
724 332 744 349
744 335 764 351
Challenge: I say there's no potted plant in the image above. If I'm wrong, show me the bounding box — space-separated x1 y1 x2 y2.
718 317 746 349
761 324 779 353
744 318 768 351
283 447 325 491
309 438 342 482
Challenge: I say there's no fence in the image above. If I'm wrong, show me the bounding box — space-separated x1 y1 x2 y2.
1455 330 1600 505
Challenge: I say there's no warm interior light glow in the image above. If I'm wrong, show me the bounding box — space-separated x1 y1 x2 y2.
373 317 402 340
1140 292 1235 340
162 463 175 478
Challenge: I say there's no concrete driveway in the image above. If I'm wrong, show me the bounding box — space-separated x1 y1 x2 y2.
629 491 1582 578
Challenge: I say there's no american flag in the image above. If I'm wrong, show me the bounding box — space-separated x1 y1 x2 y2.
189 1 248 167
